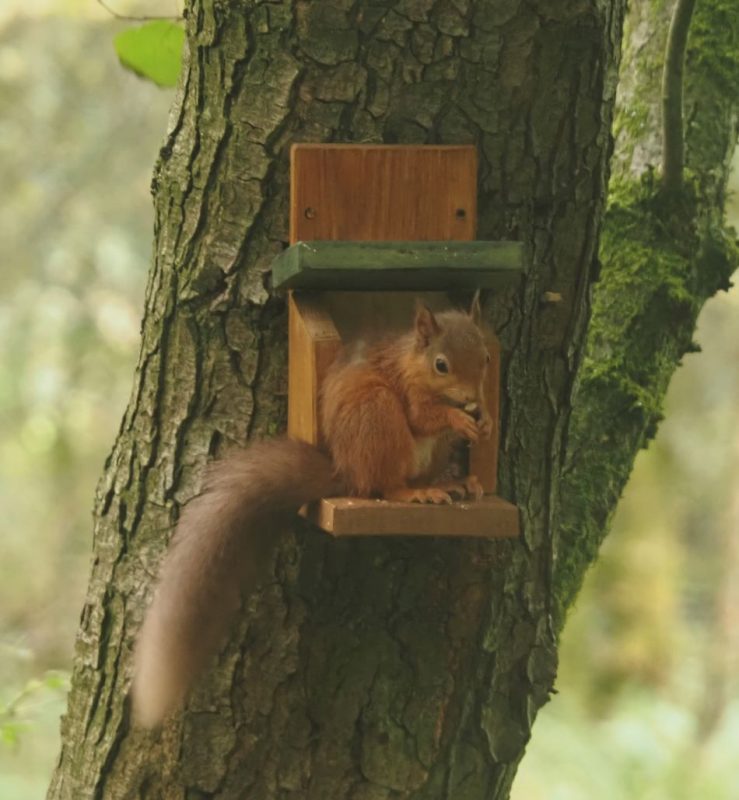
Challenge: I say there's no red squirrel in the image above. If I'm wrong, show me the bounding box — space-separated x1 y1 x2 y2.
132 295 493 727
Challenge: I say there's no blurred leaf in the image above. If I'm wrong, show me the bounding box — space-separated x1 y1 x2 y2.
42 671 69 691
113 21 184 88
1 722 23 748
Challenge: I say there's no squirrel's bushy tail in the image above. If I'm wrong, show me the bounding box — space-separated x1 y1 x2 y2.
132 438 339 728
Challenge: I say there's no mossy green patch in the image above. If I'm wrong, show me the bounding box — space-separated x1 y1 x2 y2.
554 171 738 628
689 0 739 105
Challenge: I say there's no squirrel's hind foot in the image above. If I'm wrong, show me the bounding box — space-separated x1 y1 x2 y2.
432 475 485 502
384 487 453 504
383 475 485 505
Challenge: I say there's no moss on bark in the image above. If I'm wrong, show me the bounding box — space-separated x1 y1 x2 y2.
554 0 739 626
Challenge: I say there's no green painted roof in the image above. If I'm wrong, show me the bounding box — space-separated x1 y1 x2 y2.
271 240 525 291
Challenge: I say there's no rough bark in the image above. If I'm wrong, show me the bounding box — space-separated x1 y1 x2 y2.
44 0 735 798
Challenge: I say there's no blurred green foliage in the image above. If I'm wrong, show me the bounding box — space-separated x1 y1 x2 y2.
513 690 739 800
513 162 739 797
0 3 737 800
1 670 69 748
0 3 172 794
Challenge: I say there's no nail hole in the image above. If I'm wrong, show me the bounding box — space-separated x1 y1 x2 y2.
455 208 466 219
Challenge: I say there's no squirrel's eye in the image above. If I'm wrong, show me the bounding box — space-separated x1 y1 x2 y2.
434 356 449 375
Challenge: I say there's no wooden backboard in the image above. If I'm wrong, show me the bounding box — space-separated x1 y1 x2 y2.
290 144 477 243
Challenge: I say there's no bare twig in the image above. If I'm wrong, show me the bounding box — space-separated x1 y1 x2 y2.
96 0 182 22
661 0 697 193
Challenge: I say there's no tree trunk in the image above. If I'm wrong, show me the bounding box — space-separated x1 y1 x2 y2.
48 1 736 798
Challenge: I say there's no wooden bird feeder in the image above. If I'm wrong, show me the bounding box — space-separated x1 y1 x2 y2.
272 144 524 538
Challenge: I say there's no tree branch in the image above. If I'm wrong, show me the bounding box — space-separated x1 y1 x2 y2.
661 0 697 193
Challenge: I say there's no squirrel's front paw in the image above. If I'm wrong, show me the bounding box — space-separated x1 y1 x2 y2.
464 475 485 501
448 407 480 442
478 411 494 440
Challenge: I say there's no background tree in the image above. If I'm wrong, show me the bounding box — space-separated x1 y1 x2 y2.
47 1 738 799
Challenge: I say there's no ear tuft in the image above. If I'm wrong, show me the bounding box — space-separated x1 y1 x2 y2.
469 289 482 326
414 302 440 347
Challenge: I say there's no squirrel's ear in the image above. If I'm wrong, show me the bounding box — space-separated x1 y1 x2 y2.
414 302 440 347
469 289 482 326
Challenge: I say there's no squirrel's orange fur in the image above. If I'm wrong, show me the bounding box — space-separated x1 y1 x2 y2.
132 297 492 727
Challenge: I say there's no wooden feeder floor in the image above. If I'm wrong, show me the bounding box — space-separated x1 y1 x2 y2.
301 495 519 538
